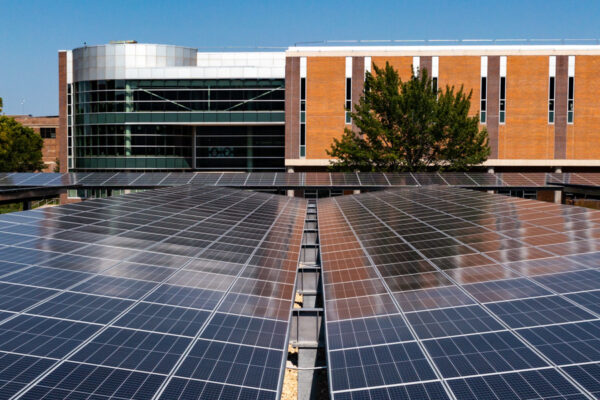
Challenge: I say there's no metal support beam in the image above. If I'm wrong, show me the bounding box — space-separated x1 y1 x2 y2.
290 200 326 400
554 189 563 204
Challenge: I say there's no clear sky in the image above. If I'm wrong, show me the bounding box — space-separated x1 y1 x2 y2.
1 0 599 115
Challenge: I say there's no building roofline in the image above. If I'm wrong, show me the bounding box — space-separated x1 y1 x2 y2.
286 44 600 56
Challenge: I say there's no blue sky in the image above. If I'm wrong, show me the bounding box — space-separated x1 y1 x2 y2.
1 0 599 115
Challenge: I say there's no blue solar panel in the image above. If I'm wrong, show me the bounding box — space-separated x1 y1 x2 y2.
28 292 133 324
329 342 437 391
0 185 306 399
565 290 600 314
486 295 596 328
114 302 210 336
563 363 600 398
0 352 55 399
518 320 600 365
462 277 552 303
0 315 100 358
200 313 288 348
319 186 600 398
333 381 451 400
144 284 224 310
21 362 166 400
70 328 191 374
406 305 504 339
533 269 600 293
158 377 277 400
0 266 92 290
0 283 58 311
175 339 283 390
70 275 158 300
447 369 588 400
394 285 476 312
327 314 414 350
1 182 599 398
423 331 549 378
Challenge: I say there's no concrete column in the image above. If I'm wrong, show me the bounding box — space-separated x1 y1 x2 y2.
554 190 563 204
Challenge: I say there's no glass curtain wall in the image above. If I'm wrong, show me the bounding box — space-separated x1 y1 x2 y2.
72 79 285 170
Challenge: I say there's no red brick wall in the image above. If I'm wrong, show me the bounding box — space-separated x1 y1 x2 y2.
305 57 346 159
9 115 59 172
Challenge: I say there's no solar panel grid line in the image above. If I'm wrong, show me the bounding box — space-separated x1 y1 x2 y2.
7 188 275 399
436 173 451 186
150 195 300 400
404 189 600 318
324 198 458 400
346 189 598 399
9 190 286 394
4 171 600 188
463 173 480 186
390 190 600 390
0 189 208 305
0 187 228 272
510 317 600 332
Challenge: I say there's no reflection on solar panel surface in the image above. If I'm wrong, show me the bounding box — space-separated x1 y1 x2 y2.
2 182 600 399
4 171 600 189
0 185 305 399
319 186 600 399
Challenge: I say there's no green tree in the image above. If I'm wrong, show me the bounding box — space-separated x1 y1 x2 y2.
0 98 45 172
327 63 489 172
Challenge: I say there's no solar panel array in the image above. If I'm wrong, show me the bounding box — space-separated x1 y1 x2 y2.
3 171 600 189
0 185 305 399
318 186 600 399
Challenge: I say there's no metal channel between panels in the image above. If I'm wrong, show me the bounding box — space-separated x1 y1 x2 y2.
319 187 600 400
0 185 305 400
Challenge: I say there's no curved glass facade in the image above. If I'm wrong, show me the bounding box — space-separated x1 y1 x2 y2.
72 79 285 171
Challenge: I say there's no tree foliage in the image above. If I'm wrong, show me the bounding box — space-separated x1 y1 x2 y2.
0 98 45 172
327 63 490 172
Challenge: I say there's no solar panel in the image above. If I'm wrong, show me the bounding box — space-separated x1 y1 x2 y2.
3 172 600 192
319 186 600 399
0 185 306 399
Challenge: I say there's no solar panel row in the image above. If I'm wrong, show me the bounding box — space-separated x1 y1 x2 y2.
0 185 306 399
2 172 600 188
319 186 600 399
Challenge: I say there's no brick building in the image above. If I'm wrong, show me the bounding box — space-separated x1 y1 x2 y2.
57 43 600 173
9 115 59 172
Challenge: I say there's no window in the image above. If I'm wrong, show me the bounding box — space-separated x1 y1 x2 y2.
432 56 439 94
548 76 555 123
568 76 574 124
567 56 575 124
345 77 352 124
498 56 507 124
480 77 487 124
40 127 56 139
499 76 506 124
300 77 306 157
